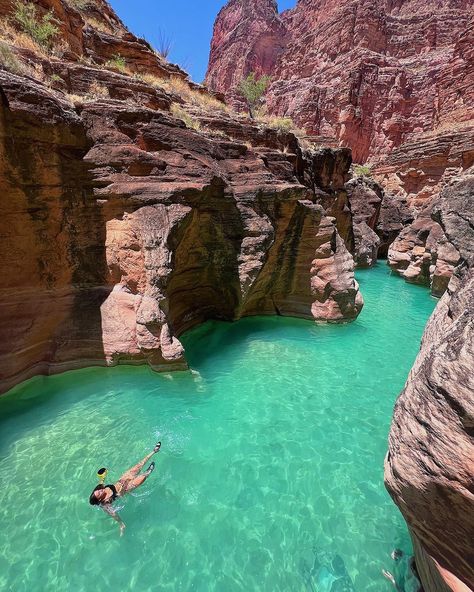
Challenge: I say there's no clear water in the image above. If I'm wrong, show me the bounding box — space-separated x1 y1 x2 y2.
0 265 436 592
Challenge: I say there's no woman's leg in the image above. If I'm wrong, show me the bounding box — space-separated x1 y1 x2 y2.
117 442 161 482
122 465 155 494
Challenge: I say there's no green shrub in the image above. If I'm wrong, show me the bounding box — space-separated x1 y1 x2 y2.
0 42 22 74
266 116 294 132
105 53 127 73
171 104 201 131
48 73 64 87
12 1 59 50
237 72 271 119
353 164 372 178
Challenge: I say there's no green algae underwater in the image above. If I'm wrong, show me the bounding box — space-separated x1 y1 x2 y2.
0 265 436 592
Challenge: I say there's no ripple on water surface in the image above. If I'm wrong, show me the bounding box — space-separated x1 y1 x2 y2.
0 265 436 592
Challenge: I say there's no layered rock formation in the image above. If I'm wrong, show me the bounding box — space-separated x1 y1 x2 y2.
385 169 474 591
206 0 474 205
345 175 414 267
0 0 363 394
0 0 185 78
388 201 461 296
346 176 383 267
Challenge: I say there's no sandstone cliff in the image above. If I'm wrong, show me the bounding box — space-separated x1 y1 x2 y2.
385 170 474 591
206 0 474 206
388 201 461 297
0 0 363 394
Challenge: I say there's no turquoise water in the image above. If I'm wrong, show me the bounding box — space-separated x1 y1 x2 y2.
0 265 436 592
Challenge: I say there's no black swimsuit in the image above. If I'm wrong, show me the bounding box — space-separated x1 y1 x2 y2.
94 484 118 504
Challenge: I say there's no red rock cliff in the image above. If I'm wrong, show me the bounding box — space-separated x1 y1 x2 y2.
0 0 363 394
206 0 474 205
385 168 474 592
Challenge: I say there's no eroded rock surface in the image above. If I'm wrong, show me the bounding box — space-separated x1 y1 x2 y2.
344 175 413 267
206 0 474 206
376 191 414 258
385 171 474 591
0 1 363 393
387 182 467 296
346 177 382 268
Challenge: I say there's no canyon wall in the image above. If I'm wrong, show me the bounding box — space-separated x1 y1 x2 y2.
207 4 474 588
206 0 474 206
385 170 474 592
0 0 363 394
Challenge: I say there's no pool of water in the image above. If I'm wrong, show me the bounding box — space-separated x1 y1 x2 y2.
0 265 436 592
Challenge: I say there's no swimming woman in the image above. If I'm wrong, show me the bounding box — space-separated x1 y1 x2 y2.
89 442 162 535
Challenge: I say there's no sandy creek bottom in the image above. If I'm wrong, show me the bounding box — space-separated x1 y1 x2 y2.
0 265 436 592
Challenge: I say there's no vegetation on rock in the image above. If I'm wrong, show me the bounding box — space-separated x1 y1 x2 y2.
155 28 172 59
0 41 22 74
237 72 271 119
66 0 96 9
353 164 373 178
12 0 58 51
171 104 201 131
105 53 127 73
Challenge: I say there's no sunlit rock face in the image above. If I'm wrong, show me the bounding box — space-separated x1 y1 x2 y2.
206 0 474 205
385 170 474 592
0 0 363 395
388 201 461 297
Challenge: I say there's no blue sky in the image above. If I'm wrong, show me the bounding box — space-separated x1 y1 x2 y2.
109 0 297 82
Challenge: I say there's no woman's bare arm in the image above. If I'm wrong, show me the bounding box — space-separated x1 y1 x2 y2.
102 504 126 535
382 570 402 591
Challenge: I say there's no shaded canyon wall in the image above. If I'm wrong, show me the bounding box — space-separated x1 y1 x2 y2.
0 1 364 394
385 170 474 592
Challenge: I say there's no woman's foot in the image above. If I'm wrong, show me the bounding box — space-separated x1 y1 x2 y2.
154 442 162 453
145 461 155 476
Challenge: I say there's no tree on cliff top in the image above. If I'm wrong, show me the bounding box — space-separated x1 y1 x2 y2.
237 72 271 119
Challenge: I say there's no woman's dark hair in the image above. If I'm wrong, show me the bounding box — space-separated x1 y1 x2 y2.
89 484 104 506
97 468 107 476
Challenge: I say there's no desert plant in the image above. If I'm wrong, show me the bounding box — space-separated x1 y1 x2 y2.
264 116 294 132
12 1 59 50
205 127 229 139
353 164 372 178
255 113 306 139
105 53 127 73
0 41 22 74
171 104 201 131
88 80 109 98
83 15 115 34
237 72 271 119
155 28 172 60
67 0 95 9
78 54 94 65
139 73 229 114
67 93 85 108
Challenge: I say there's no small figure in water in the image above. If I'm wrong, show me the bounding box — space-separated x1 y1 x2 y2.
383 549 422 592
89 442 162 535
